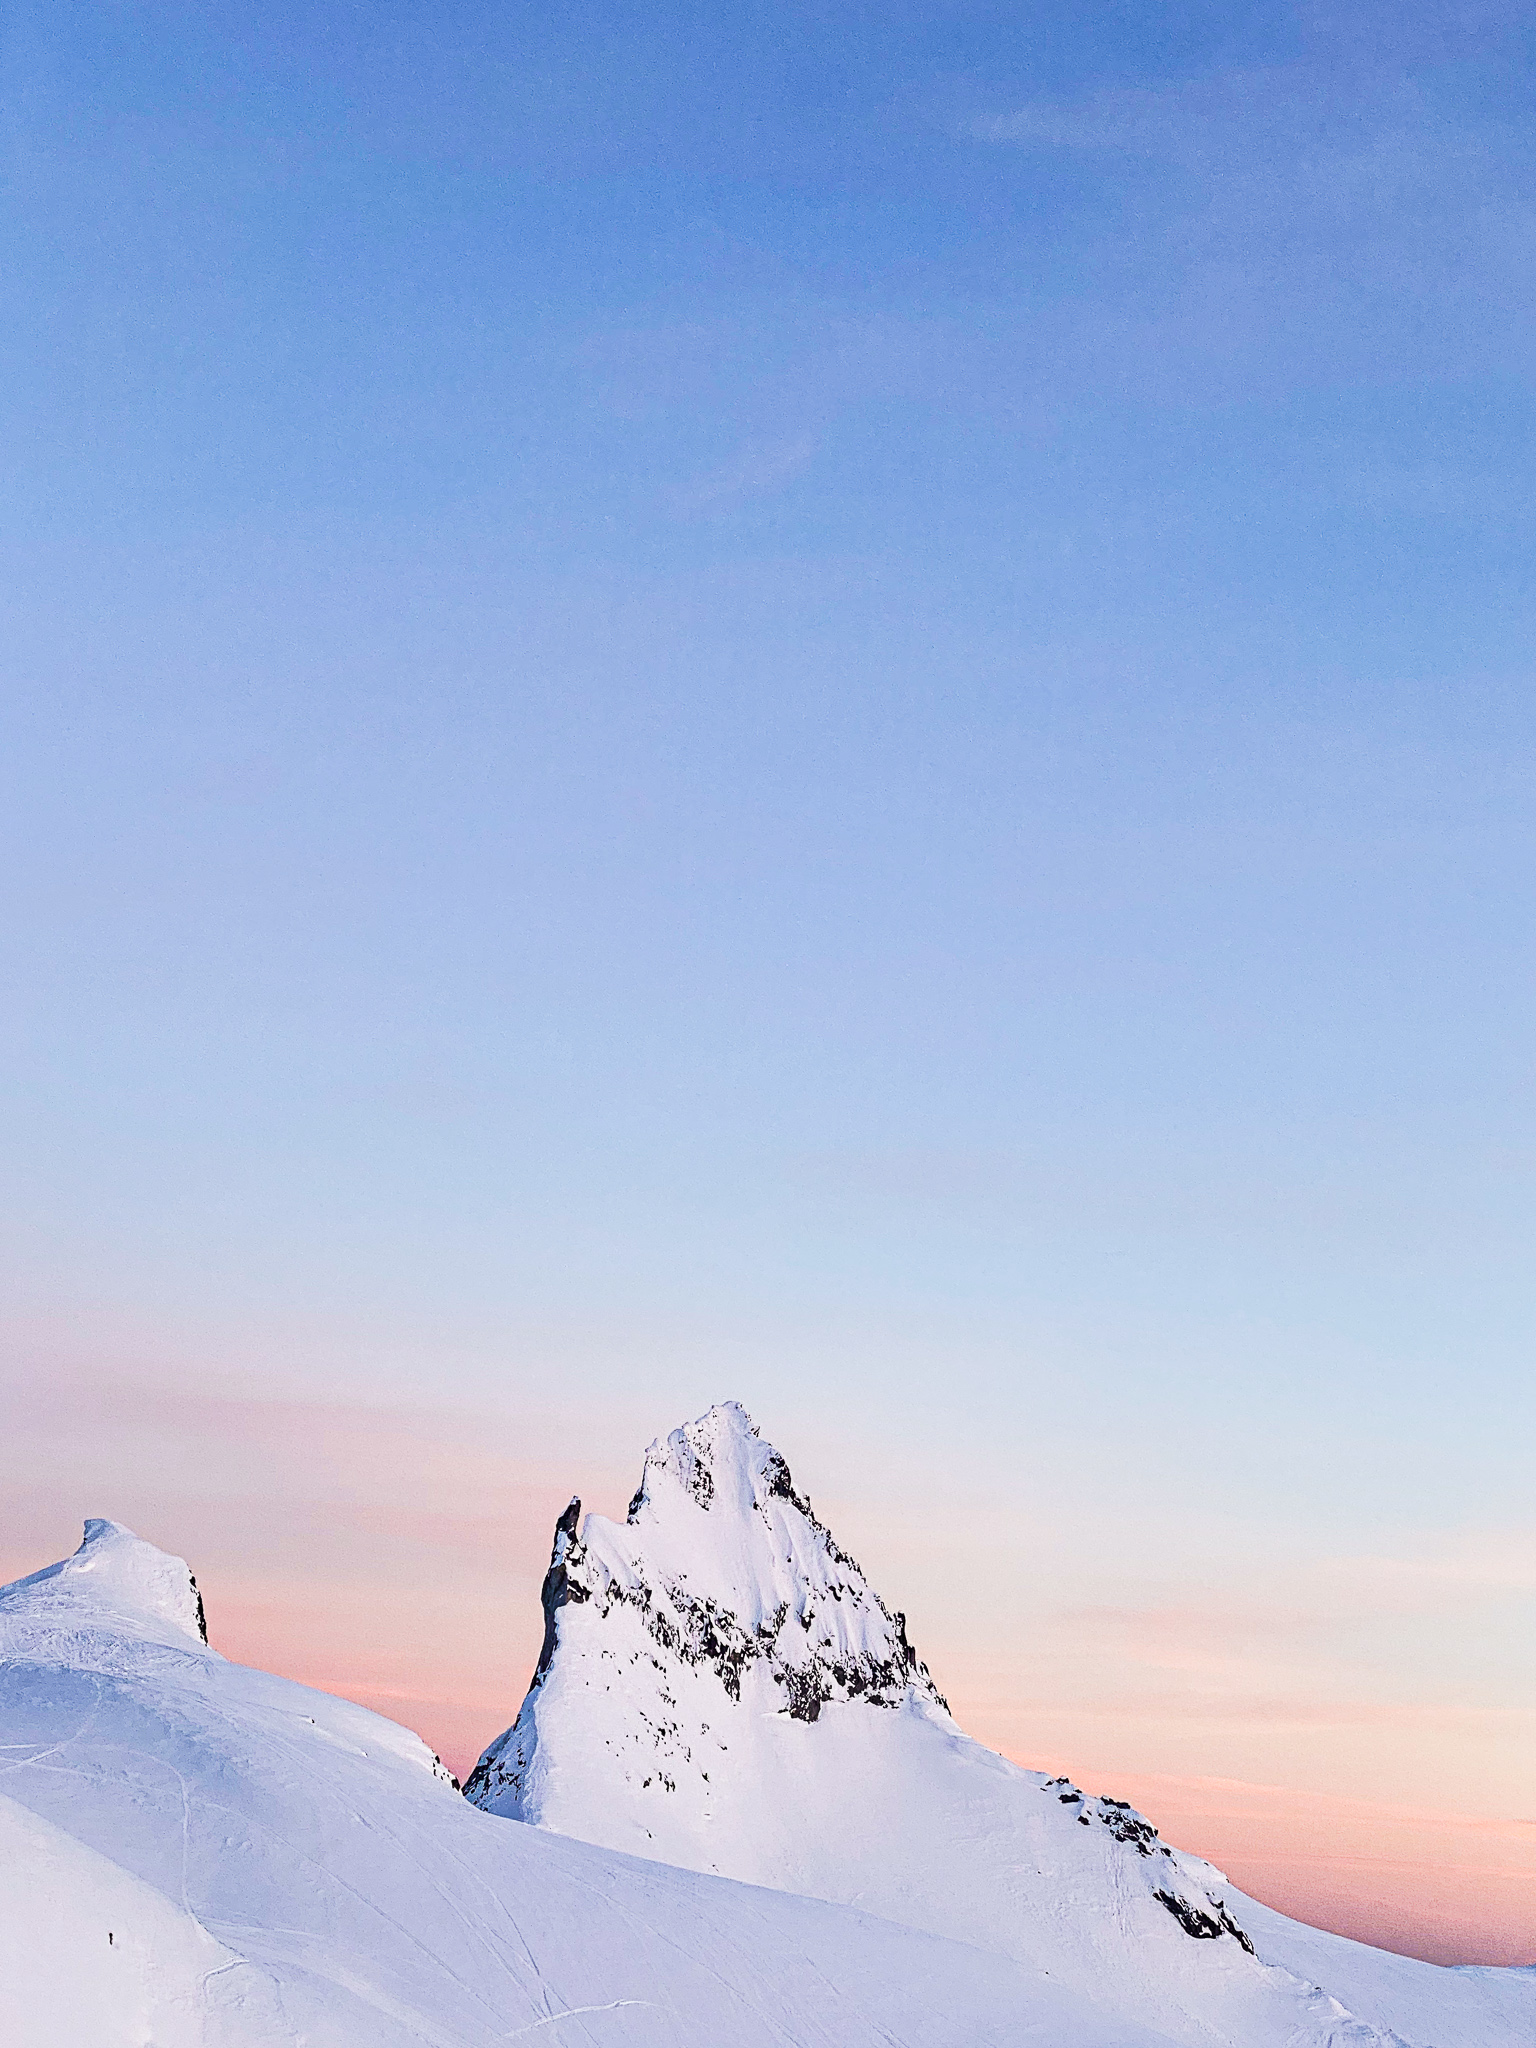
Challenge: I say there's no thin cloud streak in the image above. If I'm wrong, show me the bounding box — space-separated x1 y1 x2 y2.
670 432 818 516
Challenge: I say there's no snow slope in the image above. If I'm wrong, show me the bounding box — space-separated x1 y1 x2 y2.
0 1517 1177 2047
469 1401 1536 2048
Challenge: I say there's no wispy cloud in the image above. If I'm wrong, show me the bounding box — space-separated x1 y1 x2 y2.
965 70 1304 158
669 432 818 516
954 46 1536 407
1331 1536 1536 1597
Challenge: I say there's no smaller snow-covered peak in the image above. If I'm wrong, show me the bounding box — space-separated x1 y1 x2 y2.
0 1519 210 1649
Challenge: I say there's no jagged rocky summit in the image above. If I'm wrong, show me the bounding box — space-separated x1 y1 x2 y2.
464 1402 1230 1924
469 1396 946 1779
467 1401 1536 2048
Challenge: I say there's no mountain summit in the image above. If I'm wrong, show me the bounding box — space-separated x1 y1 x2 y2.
464 1402 1255 1968
467 1401 1531 2048
469 1397 945 1818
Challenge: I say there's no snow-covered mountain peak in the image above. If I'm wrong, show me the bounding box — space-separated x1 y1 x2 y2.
468 1401 947 1828
0 1518 209 1649
596 1399 944 1707
469 1403 1449 2047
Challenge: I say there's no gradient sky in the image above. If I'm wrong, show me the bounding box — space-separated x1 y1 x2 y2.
4 1 1536 1966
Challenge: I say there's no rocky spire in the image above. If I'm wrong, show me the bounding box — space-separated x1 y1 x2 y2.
467 1401 946 1818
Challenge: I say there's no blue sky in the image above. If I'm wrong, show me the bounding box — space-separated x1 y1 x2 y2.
3 2 1536 1949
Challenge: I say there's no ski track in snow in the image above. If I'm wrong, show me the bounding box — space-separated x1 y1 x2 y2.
504 2001 654 2037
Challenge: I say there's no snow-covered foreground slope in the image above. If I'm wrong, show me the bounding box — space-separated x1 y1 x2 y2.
470 1403 1536 2048
0 1518 1176 2047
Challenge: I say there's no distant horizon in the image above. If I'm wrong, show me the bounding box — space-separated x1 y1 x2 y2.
5 1377 1532 1968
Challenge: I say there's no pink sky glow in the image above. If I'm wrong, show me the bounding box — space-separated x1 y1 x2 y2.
3 1368 1531 1968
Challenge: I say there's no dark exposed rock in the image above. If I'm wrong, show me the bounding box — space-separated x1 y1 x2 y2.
535 1497 589 1683
761 1449 810 1513
1152 1889 1254 1953
518 1420 951 1728
1097 1801 1160 1857
1041 1780 1161 1857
